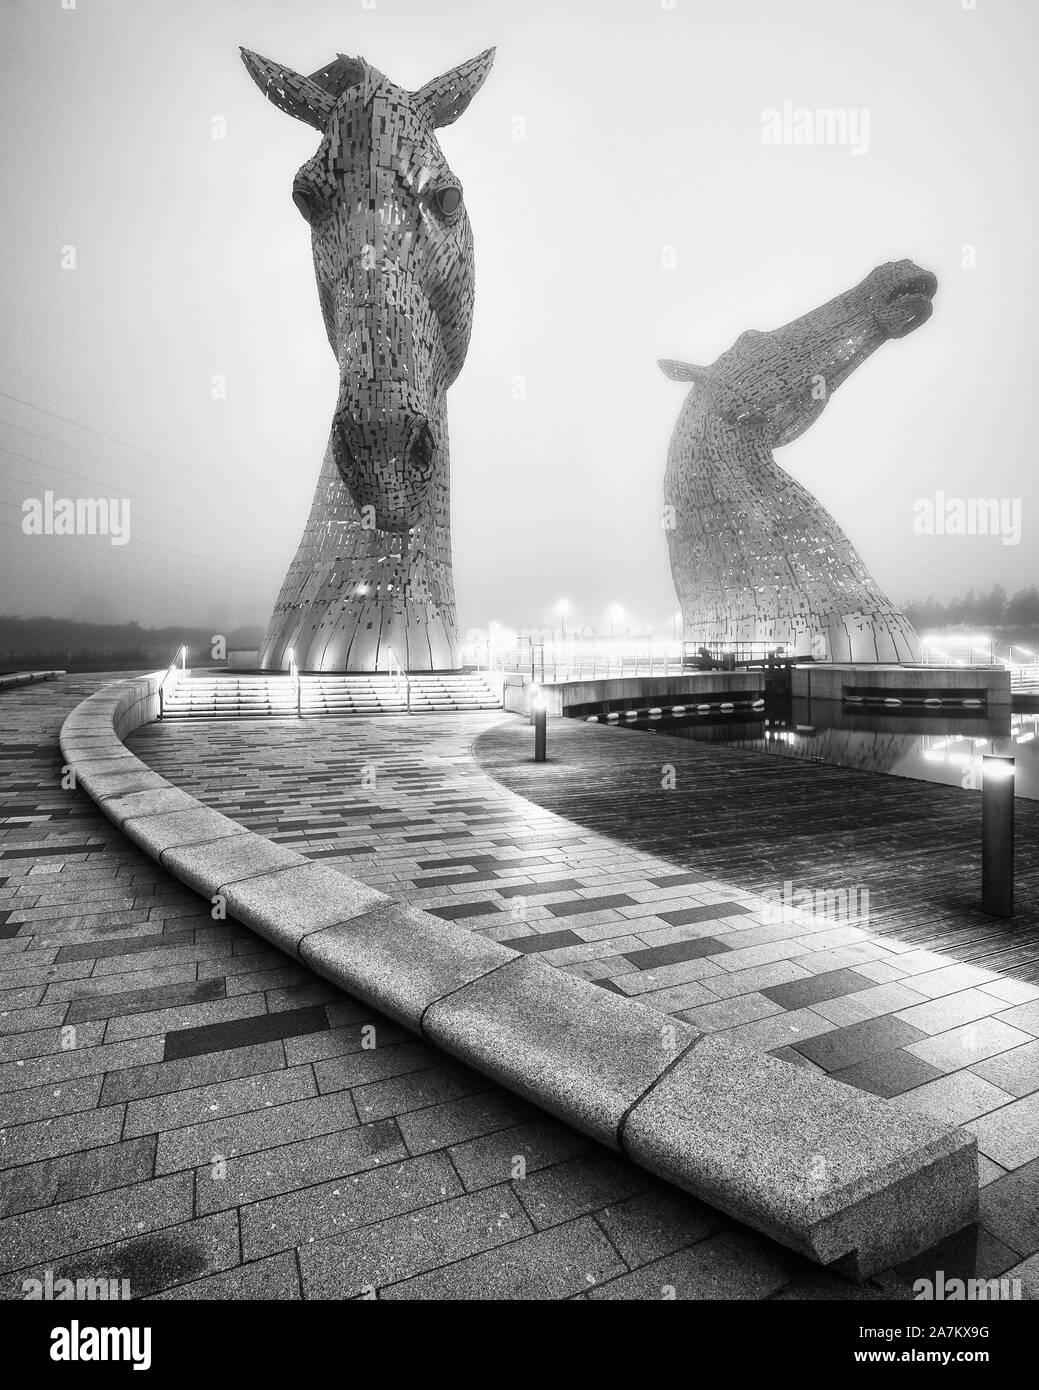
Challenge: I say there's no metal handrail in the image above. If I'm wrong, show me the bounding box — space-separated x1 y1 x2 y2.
483 642 689 683
287 647 301 718
387 647 412 713
158 644 187 719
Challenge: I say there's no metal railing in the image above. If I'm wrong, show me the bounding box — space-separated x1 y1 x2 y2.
919 635 997 667
157 644 187 719
287 647 301 717
1008 660 1039 691
463 635 805 683
475 642 689 684
387 647 412 712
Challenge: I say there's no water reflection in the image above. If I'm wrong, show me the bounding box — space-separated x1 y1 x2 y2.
618 701 1039 800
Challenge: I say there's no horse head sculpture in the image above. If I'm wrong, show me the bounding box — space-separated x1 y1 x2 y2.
242 45 494 669
660 261 937 663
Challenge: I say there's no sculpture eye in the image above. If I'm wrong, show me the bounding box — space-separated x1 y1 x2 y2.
434 184 462 217
292 183 329 224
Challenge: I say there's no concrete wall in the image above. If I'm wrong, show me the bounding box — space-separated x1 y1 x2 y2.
504 671 766 718
793 663 1012 708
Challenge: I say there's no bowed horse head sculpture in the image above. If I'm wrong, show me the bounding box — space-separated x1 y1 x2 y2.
241 45 495 670
660 261 937 664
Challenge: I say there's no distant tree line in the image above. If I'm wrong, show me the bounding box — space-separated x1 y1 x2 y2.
0 617 264 673
904 585 1039 632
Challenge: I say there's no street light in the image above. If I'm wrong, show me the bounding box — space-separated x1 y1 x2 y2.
609 604 622 638
982 755 1015 917
557 599 570 644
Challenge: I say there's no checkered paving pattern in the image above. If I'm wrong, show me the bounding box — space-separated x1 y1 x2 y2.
1 674 946 1301
125 706 1039 1281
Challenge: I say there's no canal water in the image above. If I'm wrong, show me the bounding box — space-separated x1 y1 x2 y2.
610 701 1039 801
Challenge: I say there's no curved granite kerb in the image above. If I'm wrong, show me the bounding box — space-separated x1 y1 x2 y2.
59 672 979 1280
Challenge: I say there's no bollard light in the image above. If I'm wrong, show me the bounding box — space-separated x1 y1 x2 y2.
981 754 1014 918
533 700 547 762
528 681 540 725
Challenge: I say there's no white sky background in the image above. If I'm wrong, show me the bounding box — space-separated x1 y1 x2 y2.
0 0 1036 638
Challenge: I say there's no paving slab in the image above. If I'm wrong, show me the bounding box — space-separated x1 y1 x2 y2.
423 954 696 1148
299 902 518 1033
622 1034 978 1279
5 673 1020 1298
220 864 387 960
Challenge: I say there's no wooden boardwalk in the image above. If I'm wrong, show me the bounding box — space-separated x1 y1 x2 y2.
474 717 1039 984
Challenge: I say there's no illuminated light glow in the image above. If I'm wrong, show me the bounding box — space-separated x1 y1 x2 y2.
983 758 1016 782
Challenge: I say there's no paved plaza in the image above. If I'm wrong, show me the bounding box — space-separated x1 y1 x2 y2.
1 675 1038 1298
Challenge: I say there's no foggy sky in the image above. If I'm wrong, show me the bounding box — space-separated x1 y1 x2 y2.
1 0 1036 639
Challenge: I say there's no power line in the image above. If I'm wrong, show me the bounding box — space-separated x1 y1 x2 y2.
0 445 289 541
0 416 286 515
0 389 169 460
0 388 318 511
0 488 282 580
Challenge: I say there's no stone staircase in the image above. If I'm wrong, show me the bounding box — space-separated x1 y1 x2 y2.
159 671 504 719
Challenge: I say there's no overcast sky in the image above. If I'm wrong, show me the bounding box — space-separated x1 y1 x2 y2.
1 0 1036 639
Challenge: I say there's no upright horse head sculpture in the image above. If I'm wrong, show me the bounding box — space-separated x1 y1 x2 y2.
660 261 937 663
241 45 495 670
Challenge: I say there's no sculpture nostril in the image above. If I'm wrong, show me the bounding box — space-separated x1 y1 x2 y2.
331 420 356 483
408 423 436 476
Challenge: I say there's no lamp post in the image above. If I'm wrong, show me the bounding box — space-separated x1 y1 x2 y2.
533 698 547 762
557 599 569 644
981 754 1014 918
609 605 622 639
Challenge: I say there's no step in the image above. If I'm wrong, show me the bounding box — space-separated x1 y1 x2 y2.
160 672 501 718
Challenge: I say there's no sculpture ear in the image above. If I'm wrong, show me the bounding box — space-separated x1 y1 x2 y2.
658 359 709 383
240 48 337 130
414 48 496 128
